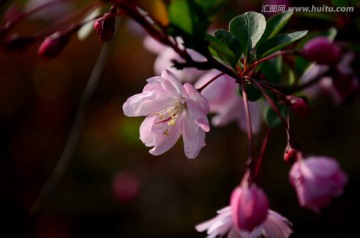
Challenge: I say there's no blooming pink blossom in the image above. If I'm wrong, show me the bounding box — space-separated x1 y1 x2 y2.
122 69 210 159
195 206 292 238
196 70 261 133
230 185 269 232
143 36 207 83
289 156 348 212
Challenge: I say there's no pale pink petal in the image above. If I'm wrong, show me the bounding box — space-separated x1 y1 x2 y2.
182 111 206 159
148 121 182 156
184 84 210 132
262 210 292 238
143 35 167 54
139 115 156 147
123 91 175 117
161 69 188 98
238 101 262 134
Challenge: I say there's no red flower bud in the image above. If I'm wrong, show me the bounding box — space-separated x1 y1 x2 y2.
302 37 342 65
94 12 116 42
286 95 309 118
230 184 269 232
37 31 72 62
284 144 298 164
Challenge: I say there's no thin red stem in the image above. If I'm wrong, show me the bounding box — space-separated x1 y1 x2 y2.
252 79 290 138
241 78 254 175
255 129 271 177
197 73 225 92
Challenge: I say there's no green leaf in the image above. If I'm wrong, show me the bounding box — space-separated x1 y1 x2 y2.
259 57 282 83
256 30 308 58
195 0 226 17
167 0 208 47
331 0 350 7
229 11 266 55
258 11 293 45
207 34 238 66
264 105 288 128
214 30 242 59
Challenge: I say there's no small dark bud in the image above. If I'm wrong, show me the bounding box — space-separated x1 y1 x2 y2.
302 37 342 65
1 34 35 52
94 12 116 42
286 96 309 118
37 31 72 62
284 145 298 164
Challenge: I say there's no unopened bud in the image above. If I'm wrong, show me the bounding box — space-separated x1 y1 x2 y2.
230 184 269 232
284 145 298 164
302 37 342 65
94 12 116 42
37 31 73 61
1 34 35 52
286 96 309 118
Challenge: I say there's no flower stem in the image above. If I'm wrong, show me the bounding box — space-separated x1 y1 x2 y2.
240 78 254 176
255 129 271 177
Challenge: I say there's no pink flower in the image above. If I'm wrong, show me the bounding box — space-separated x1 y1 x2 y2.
122 69 210 159
195 206 292 238
230 185 269 232
196 70 261 133
289 156 348 212
299 52 359 105
143 36 207 83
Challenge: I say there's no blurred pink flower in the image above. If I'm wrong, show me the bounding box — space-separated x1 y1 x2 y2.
112 171 140 203
299 52 359 105
25 0 73 21
302 37 342 65
195 206 292 238
231 185 269 232
143 36 207 83
122 69 210 159
289 156 348 212
196 70 262 133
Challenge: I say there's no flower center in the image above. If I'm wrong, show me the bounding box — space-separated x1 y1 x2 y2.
154 101 185 136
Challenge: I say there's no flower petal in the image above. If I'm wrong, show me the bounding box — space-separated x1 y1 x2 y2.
148 118 182 156
182 111 206 159
123 90 175 117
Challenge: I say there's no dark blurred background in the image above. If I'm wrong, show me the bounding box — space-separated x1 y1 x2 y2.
0 0 359 237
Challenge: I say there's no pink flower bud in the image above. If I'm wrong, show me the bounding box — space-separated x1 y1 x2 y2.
37 31 72 61
94 12 116 42
230 185 269 232
302 37 342 65
286 96 309 118
289 156 348 212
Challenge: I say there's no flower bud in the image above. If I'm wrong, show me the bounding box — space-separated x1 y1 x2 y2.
289 156 348 213
1 34 35 52
286 95 309 118
302 37 342 65
37 31 73 61
94 12 116 42
284 144 298 164
230 184 269 232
